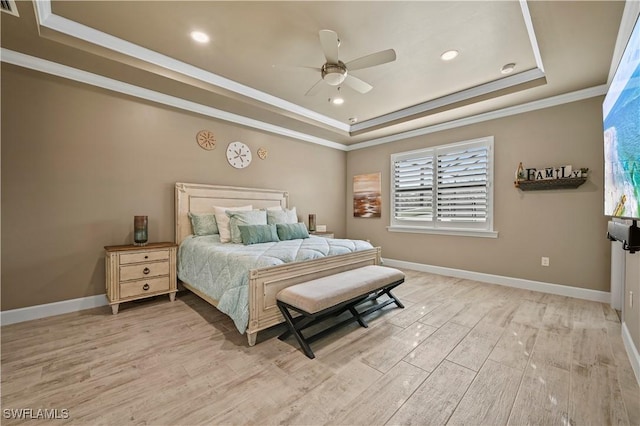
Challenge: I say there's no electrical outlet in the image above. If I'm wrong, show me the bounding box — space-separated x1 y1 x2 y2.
541 257 550 267
631 291 634 308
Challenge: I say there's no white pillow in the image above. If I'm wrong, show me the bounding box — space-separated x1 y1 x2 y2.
267 207 297 224
266 205 283 211
213 205 252 243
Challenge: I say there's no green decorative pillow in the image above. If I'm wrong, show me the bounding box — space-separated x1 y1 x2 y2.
267 207 297 225
227 210 267 244
238 224 280 245
188 212 218 236
276 222 310 241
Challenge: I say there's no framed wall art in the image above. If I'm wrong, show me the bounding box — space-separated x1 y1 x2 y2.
353 172 382 218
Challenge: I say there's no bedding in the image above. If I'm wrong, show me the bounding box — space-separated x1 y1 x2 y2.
267 207 297 224
227 210 267 243
188 212 218 236
213 205 252 243
238 224 280 245
276 222 309 240
177 235 374 333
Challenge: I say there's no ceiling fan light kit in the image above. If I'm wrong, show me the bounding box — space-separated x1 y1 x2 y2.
321 62 347 86
297 29 397 97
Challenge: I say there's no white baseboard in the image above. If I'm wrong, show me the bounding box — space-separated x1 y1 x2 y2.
1 294 108 326
382 258 610 303
622 321 640 386
0 261 613 326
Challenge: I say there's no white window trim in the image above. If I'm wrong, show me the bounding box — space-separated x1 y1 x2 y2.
389 136 497 238
387 225 499 238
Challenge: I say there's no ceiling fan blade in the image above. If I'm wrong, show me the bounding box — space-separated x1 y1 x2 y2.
346 49 396 71
319 29 340 64
305 79 325 96
344 75 373 94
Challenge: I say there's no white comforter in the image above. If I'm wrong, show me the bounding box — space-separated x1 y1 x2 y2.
177 235 374 333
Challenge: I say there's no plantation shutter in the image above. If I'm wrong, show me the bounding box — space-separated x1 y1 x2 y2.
436 144 489 223
390 137 493 232
393 153 434 222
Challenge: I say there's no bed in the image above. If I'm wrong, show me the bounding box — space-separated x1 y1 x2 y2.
175 182 381 346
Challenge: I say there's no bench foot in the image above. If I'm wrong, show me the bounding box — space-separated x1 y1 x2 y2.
278 303 315 359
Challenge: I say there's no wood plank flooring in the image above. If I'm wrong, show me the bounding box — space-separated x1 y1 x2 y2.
2 269 639 425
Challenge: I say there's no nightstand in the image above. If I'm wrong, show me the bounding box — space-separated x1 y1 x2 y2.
104 242 178 314
311 231 335 239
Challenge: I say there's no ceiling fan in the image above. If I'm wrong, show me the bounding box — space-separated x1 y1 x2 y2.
301 29 397 96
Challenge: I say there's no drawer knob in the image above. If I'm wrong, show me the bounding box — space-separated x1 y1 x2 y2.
143 267 150 275
144 255 149 259
143 283 150 291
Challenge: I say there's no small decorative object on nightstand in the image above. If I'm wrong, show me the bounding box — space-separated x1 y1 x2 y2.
104 242 177 314
308 214 316 232
133 215 148 246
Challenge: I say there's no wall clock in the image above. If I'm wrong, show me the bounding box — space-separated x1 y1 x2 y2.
226 141 252 169
196 130 216 150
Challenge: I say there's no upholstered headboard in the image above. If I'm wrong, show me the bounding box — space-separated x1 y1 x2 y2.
174 183 289 244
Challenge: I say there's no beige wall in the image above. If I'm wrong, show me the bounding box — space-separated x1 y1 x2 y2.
1 64 347 311
347 97 611 292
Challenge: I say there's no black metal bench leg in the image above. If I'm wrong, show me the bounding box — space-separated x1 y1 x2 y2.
278 315 316 341
387 289 405 309
349 306 368 328
277 302 315 359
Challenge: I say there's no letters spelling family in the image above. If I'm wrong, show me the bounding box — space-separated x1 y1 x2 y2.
525 165 583 180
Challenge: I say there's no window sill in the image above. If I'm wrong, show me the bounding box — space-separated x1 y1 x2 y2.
387 225 499 238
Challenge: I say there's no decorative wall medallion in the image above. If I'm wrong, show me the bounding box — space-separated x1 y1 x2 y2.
196 130 216 150
226 141 252 169
257 147 268 160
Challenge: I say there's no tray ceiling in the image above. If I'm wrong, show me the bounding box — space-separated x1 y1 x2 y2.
0 1 625 147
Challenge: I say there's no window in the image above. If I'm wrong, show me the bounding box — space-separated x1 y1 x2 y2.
389 136 496 237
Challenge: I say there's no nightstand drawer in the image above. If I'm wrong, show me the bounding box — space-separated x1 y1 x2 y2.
120 276 170 299
120 249 170 265
120 261 169 281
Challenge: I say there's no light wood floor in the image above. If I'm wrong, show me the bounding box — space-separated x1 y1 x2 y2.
2 269 639 425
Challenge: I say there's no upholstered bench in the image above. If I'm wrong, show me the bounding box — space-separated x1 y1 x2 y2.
276 265 405 359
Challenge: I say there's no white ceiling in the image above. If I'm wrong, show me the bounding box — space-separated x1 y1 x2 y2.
0 1 627 147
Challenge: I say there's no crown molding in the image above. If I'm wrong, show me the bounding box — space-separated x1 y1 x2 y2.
0 49 348 151
350 68 546 134
348 0 546 134
2 48 607 153
33 0 350 133
33 0 551 138
346 84 607 151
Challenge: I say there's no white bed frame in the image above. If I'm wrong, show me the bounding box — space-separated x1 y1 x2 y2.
175 182 381 346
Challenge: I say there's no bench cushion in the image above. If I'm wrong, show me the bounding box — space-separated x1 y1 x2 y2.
276 265 405 314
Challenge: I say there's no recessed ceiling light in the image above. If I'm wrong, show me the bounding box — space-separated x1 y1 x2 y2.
501 63 516 74
191 31 210 43
440 50 459 61
331 97 344 105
